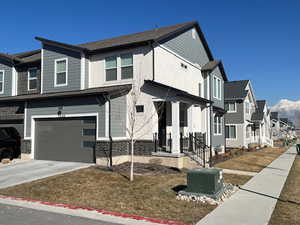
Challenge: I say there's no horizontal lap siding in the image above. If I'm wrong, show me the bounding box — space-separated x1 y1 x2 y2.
0 59 12 97
42 44 81 93
25 95 127 139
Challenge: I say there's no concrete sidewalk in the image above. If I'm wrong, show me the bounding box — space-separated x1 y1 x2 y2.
197 146 297 225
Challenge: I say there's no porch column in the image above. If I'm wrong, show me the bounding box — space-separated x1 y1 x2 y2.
188 105 193 134
259 123 262 145
171 101 180 154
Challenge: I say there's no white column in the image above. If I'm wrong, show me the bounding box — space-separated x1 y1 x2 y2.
171 101 180 154
259 123 262 146
188 105 193 134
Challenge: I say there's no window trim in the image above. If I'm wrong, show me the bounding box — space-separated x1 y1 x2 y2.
214 114 222 136
54 58 68 87
28 67 38 91
227 102 237 113
225 124 237 140
213 76 221 100
0 70 4 94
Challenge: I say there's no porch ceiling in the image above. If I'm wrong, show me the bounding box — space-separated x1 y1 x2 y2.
144 80 212 105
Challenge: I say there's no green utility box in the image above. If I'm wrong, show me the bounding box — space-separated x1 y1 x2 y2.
180 168 225 199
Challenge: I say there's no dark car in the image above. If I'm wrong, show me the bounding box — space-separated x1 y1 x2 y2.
0 127 21 160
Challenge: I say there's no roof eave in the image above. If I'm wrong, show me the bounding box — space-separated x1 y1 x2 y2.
35 37 89 53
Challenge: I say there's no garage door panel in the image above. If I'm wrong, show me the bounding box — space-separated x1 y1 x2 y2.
35 117 96 163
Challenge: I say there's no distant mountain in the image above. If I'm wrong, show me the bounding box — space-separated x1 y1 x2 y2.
271 99 300 127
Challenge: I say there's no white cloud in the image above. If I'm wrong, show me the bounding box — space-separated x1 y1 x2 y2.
271 99 300 126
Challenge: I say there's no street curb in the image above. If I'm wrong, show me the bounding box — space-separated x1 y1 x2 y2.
0 195 190 225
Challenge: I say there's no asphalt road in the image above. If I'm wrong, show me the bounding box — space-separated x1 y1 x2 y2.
0 203 122 225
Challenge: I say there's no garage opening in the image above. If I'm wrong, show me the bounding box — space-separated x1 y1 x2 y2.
35 117 96 163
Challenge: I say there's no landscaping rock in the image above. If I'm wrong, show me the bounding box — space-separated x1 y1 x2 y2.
176 184 239 205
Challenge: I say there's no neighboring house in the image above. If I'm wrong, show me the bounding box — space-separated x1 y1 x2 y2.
271 112 280 140
0 21 227 168
251 100 273 147
279 118 296 139
224 80 256 148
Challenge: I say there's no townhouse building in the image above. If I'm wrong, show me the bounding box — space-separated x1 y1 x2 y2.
224 80 273 148
0 21 227 168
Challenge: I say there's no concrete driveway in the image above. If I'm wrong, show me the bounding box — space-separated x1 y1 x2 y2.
0 160 91 189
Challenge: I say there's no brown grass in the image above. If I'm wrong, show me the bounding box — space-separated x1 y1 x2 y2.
215 147 287 173
0 168 252 224
268 155 300 225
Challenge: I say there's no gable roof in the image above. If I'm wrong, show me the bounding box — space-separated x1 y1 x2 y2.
251 100 266 121
224 80 249 100
35 21 214 59
201 60 228 81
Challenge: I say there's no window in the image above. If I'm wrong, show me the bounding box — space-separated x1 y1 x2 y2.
214 115 222 135
136 105 144 113
225 103 236 112
105 56 117 81
245 102 250 114
225 125 236 139
213 76 221 99
121 54 133 79
55 58 67 86
0 70 4 94
28 68 38 90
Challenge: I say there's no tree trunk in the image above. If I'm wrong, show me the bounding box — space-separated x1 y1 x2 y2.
130 138 134 181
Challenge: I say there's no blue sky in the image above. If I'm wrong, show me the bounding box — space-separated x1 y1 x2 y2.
1 0 299 105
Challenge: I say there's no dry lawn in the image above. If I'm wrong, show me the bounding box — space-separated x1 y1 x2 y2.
0 167 252 224
215 147 287 172
268 155 300 225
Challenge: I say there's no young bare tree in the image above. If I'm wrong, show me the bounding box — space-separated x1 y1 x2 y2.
126 79 169 181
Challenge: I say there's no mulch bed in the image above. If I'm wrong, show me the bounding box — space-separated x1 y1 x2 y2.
95 162 183 175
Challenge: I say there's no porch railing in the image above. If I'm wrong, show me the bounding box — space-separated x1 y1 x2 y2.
153 132 209 167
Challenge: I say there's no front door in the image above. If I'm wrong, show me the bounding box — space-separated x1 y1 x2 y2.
158 102 166 150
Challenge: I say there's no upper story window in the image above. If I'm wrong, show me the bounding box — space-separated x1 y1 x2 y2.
28 68 38 90
0 70 4 94
54 58 68 87
121 54 133 80
105 56 117 81
213 76 221 100
225 102 236 113
105 53 133 82
245 102 250 114
214 115 222 135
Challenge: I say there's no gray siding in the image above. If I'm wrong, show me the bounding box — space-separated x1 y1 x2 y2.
17 65 41 95
0 102 24 121
0 59 12 97
210 66 224 109
42 44 81 93
111 95 127 137
211 114 225 149
224 101 244 124
25 95 127 138
162 28 210 67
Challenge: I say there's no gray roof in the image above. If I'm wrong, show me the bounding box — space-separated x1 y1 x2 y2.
0 84 131 102
224 80 249 100
35 21 214 60
251 100 266 121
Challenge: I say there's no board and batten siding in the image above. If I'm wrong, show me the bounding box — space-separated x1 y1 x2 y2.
42 44 81 93
25 95 127 139
0 59 12 97
161 28 210 67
